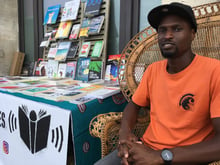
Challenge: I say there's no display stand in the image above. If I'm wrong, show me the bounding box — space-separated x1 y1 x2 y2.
43 0 110 79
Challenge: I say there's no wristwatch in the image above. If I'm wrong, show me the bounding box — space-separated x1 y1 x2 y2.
161 149 173 165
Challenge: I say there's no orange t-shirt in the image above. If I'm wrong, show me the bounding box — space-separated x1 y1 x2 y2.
132 54 220 150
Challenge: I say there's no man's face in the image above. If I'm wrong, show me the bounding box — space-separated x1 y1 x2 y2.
157 15 195 59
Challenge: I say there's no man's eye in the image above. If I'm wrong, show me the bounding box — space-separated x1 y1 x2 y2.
158 28 166 33
175 27 182 32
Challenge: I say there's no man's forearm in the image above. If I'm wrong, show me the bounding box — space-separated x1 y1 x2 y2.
171 135 220 164
171 118 220 164
120 101 140 134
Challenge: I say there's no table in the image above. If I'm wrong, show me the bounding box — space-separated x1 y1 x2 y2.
0 89 127 165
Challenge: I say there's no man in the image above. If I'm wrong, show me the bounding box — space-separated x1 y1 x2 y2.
95 2 220 165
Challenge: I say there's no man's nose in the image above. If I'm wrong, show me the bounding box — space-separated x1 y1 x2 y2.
164 30 173 39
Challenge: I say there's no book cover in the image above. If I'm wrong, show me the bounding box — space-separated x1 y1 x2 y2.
55 21 73 39
104 54 121 82
75 58 91 82
48 29 57 42
84 0 103 17
47 60 59 78
65 61 77 79
61 0 80 22
43 5 61 25
88 15 104 35
86 87 120 99
79 42 91 57
57 63 67 78
88 60 102 81
79 18 90 37
69 24 81 40
91 40 104 58
55 41 71 61
47 47 57 59
66 42 79 59
39 37 50 48
38 61 48 76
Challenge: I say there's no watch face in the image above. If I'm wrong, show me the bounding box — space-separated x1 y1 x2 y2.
161 149 173 161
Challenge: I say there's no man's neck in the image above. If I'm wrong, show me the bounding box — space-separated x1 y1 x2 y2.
166 52 195 74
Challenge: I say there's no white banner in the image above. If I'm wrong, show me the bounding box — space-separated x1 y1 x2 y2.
0 92 71 165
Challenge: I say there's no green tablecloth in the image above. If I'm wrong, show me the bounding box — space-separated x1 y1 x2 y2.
0 90 127 165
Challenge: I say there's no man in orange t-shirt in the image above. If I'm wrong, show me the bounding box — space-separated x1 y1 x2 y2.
95 2 220 165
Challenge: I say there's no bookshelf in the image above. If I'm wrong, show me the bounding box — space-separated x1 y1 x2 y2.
42 0 110 80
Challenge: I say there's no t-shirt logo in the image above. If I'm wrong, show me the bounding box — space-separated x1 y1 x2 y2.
179 93 195 110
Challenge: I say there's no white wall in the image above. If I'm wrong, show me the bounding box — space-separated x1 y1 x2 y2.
0 0 18 76
162 0 220 6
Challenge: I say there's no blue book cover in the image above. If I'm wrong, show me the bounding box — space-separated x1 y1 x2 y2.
43 4 61 25
75 58 91 82
85 0 103 17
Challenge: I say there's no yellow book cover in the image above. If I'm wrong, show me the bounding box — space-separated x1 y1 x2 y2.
55 21 73 39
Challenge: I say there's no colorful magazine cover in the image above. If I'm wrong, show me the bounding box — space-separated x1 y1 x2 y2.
104 54 121 82
57 63 67 78
84 0 103 17
91 40 104 57
69 24 81 40
88 15 104 35
88 60 102 81
79 18 90 37
79 42 91 57
55 21 73 39
61 0 81 22
43 5 61 25
66 61 77 79
75 58 91 82
55 41 71 61
67 42 79 59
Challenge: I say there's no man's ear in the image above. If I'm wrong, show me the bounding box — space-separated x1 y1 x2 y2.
191 29 196 41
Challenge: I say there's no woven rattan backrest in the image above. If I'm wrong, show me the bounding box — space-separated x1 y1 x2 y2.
119 2 220 101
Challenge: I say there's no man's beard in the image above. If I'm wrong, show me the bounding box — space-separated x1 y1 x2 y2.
160 48 178 59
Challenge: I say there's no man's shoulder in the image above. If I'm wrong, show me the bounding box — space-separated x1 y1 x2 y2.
197 54 220 64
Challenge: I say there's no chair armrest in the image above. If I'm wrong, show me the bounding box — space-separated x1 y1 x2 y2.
89 112 123 138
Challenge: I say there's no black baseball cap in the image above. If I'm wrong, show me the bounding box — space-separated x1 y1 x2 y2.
148 2 197 32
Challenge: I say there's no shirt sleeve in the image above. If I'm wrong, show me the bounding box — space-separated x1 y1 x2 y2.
132 66 151 107
210 64 220 118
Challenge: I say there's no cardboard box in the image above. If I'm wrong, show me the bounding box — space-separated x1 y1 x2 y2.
9 52 25 76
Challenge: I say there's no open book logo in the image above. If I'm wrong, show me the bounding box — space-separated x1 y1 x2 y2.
18 105 51 154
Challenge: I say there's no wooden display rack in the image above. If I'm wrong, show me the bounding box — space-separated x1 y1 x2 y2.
43 0 110 79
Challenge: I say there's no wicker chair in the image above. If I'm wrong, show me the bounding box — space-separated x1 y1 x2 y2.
89 2 220 164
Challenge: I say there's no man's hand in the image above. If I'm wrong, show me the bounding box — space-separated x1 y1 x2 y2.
125 140 163 165
117 130 138 165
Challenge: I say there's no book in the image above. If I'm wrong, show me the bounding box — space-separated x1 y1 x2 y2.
66 42 79 59
75 58 91 82
69 24 80 40
48 29 57 42
88 15 104 35
91 40 104 58
43 5 61 25
61 0 80 22
55 41 71 61
57 63 67 78
55 21 73 39
38 61 48 76
65 61 77 79
86 87 120 99
79 18 90 38
104 54 121 82
47 47 57 59
88 60 102 81
84 0 103 17
47 60 59 78
39 37 50 47
79 42 91 57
